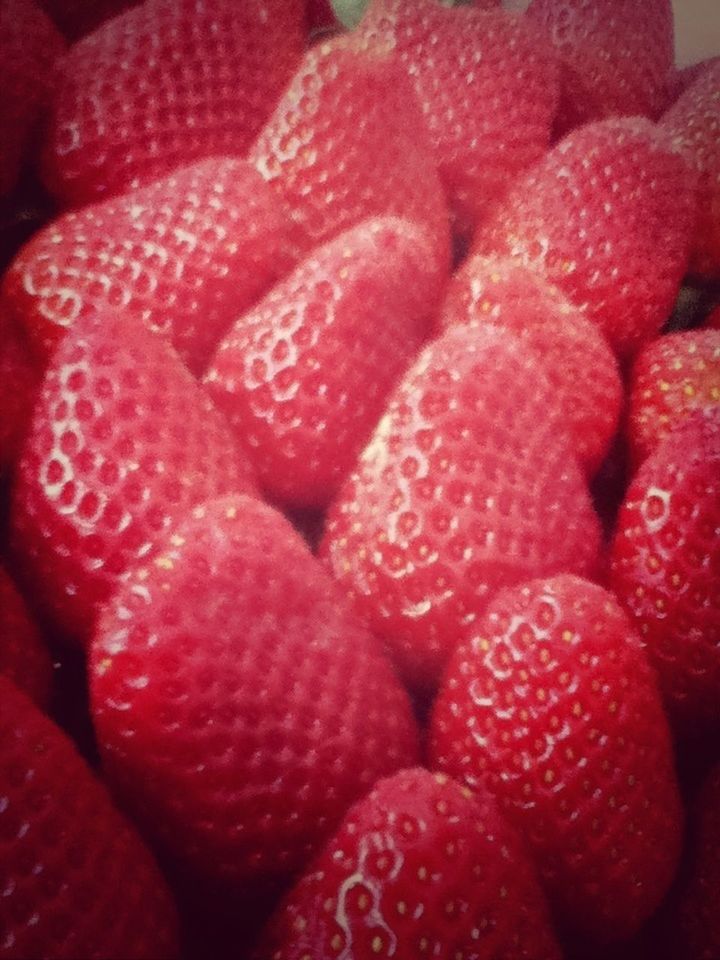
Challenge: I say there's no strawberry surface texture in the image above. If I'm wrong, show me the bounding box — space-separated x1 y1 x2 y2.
42 0 305 205
0 675 179 960
90 494 418 893
1 157 294 374
258 768 562 960
0 0 720 957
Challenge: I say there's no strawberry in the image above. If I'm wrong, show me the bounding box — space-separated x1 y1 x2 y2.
709 305 720 329
10 309 257 645
0 564 52 708
430 574 682 941
627 329 720 467
258 768 562 960
90 494 419 894
38 0 140 40
355 1 558 238
1 157 294 375
203 217 445 509
439 255 622 475
0 674 179 960
665 763 720 960
660 58 720 279
319 324 601 692
472 116 697 358
42 0 305 206
610 408 720 733
248 37 450 269
306 0 339 34
0 311 41 469
0 0 65 198
524 0 673 134
664 56 720 110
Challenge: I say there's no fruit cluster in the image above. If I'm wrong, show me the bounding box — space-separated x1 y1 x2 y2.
0 1 719 958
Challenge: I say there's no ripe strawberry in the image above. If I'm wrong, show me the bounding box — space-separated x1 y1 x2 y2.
627 329 720 467
430 574 682 941
525 0 673 134
709 305 720 329
90 494 419 894
1 157 294 375
665 763 720 960
319 324 601 691
664 56 720 110
0 0 65 198
610 409 720 733
204 217 445 509
472 116 697 358
306 0 339 34
660 59 720 279
38 0 140 40
10 309 257 645
0 675 179 960
0 565 52 709
42 0 305 206
248 37 450 269
0 311 41 469
439 255 622 475
258 768 562 960
356 1 558 238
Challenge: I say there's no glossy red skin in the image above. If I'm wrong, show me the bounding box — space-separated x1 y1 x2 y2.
0 0 65 198
357 0 558 238
430 574 682 942
320 324 601 692
0 311 41 469
42 0 305 206
610 409 720 733
1 157 294 375
525 0 673 134
90 495 419 894
627 329 720 468
666 763 720 960
472 116 697 358
248 37 451 271
259 768 562 960
10 309 257 645
0 565 52 708
204 217 446 509
660 60 720 279
440 255 622 475
0 675 179 960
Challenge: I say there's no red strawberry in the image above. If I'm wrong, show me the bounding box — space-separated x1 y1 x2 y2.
665 763 720 960
0 0 65 198
1 157 294 375
0 311 41 469
90 494 419 894
525 0 673 134
709 304 720 329
660 59 720 279
319 324 601 691
204 217 446 509
42 0 305 206
472 116 697 358
664 56 720 110
356 0 559 238
627 329 720 467
0 674 179 960
38 0 141 40
10 309 257 645
430 574 682 941
248 37 450 269
0 564 52 708
439 255 622 475
258 768 562 960
610 408 720 733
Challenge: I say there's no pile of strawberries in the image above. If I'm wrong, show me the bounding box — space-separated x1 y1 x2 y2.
1 0 719 957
